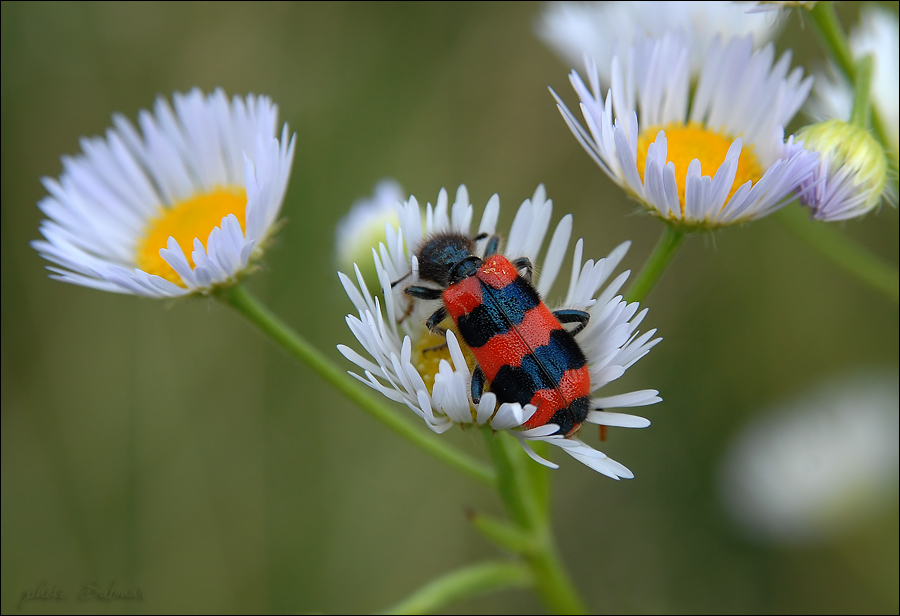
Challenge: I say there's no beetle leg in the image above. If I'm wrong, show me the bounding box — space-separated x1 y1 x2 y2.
553 309 591 336
483 234 501 257
422 306 450 353
422 341 449 353
425 306 449 336
400 285 442 324
471 365 485 405
592 403 607 441
511 257 534 283
404 285 443 300
397 298 415 324
390 271 411 288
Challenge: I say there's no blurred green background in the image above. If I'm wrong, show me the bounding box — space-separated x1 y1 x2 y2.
2 2 897 613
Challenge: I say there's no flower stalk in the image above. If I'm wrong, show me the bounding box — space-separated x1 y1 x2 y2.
851 55 874 130
378 560 533 615
482 429 589 615
221 284 591 612
774 206 899 302
217 283 496 486
626 224 687 303
809 2 892 156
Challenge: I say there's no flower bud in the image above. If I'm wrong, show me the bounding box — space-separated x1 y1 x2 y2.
335 179 404 274
797 119 889 221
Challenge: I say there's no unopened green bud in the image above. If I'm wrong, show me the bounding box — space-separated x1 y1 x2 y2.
796 119 889 221
335 180 404 277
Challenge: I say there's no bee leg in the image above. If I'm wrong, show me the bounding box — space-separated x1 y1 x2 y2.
511 257 534 283
405 285 443 300
471 365 485 405
553 309 591 336
425 306 448 336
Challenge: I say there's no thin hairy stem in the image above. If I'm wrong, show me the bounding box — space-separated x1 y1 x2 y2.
379 561 532 615
217 284 496 486
809 2 892 157
776 206 899 302
626 224 687 303
482 430 588 614
851 55 874 129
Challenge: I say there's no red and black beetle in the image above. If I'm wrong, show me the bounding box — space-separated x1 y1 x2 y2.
402 231 593 435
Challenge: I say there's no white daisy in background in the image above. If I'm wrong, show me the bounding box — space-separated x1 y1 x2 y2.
742 1 818 14
32 88 296 297
335 179 405 272
553 32 820 229
720 369 899 544
806 6 900 160
338 184 662 479
538 1 781 87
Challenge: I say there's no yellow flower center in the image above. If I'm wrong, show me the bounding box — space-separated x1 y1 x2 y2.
135 187 247 285
635 122 763 214
412 327 476 394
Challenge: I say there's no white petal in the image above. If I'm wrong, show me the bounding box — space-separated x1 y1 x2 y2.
35 89 293 296
592 389 662 408
536 214 572 296
476 392 498 425
586 411 651 428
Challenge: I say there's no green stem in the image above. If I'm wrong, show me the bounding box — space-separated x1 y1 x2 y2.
851 55 874 129
775 206 899 302
523 438 551 521
469 512 536 554
483 429 539 528
526 531 588 616
217 284 496 486
378 561 532 615
810 2 854 79
626 224 687 303
809 2 892 155
482 430 588 615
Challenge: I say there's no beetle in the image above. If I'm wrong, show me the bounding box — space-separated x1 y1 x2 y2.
400 231 593 435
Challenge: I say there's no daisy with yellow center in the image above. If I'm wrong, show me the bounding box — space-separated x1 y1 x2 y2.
554 32 819 229
338 184 662 478
33 88 295 297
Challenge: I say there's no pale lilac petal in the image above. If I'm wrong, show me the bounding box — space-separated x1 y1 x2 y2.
555 30 813 228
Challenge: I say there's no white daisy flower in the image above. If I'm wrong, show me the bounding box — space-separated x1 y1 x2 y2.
32 88 296 297
720 370 899 544
806 6 900 159
806 65 852 125
335 179 405 271
338 184 662 479
553 32 820 229
742 1 818 14
538 1 781 87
